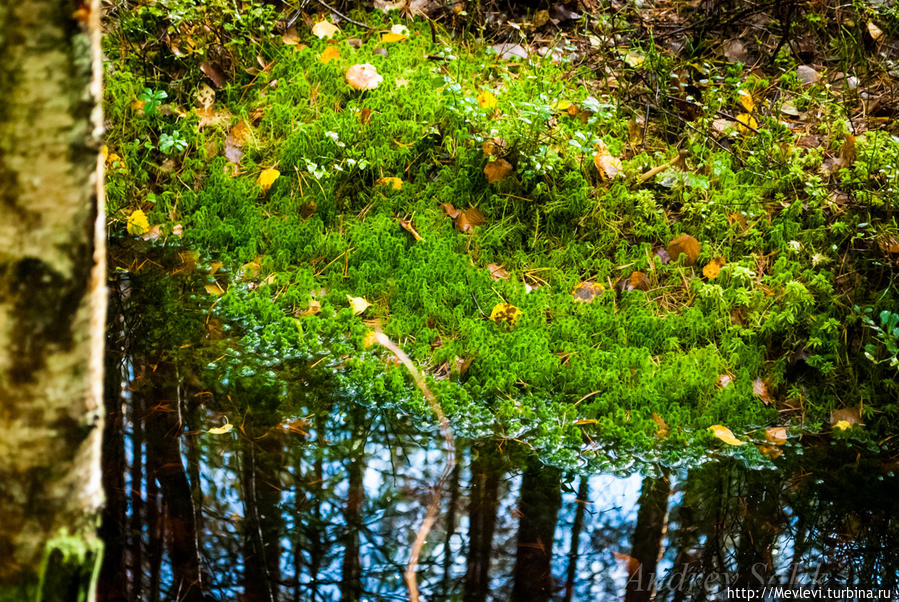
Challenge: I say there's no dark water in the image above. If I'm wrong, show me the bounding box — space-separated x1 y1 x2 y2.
99 248 899 601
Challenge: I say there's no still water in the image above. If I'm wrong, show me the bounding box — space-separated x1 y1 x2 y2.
99 249 899 601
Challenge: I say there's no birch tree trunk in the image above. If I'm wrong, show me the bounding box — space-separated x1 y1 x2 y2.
0 0 106 597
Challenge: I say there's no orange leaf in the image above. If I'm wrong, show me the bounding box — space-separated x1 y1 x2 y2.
709 424 746 446
484 158 513 183
667 234 701 266
702 256 726 279
320 46 340 64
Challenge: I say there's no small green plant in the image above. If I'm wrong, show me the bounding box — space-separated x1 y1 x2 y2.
138 88 167 116
859 307 899 370
158 131 188 155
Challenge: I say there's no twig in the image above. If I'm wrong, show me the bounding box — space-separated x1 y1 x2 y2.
312 0 371 29
371 329 455 602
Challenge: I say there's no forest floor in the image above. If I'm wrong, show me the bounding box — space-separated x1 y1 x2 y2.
103 0 899 469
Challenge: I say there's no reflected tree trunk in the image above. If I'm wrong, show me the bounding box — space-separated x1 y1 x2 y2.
341 407 367 602
144 363 206 602
563 477 590 602
734 471 781 587
511 459 562 602
667 469 701 602
439 448 462 599
624 473 671 602
99 296 127 602
131 377 147 601
464 441 504 602
241 408 285 602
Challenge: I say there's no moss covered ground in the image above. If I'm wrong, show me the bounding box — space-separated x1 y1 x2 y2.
103 2 899 469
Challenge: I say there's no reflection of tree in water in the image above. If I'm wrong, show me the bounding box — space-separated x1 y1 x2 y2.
99 244 899 601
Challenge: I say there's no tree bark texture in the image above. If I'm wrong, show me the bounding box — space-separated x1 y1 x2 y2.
0 0 105 595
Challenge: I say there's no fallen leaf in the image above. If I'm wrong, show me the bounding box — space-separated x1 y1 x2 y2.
667 234 701 266
205 282 225 296
381 25 408 43
867 20 884 42
702 257 726 279
126 209 150 236
477 90 497 109
376 176 403 190
737 89 755 113
625 271 650 291
573 281 603 303
830 407 860 428
208 422 233 435
766 426 787 446
490 302 521 328
282 26 299 45
200 61 227 88
833 420 852 431
484 158 513 183
838 134 857 169
593 142 622 180
312 21 339 39
440 202 461 219
652 412 669 438
257 168 280 192
228 120 253 145
735 112 758 134
347 294 370 315
456 207 486 233
346 63 383 90
487 263 510 280
492 43 528 60
360 107 372 124
709 424 746 446
758 444 782 459
481 137 507 157
320 45 340 64
195 83 216 108
654 247 671 265
753 378 773 406
717 374 733 388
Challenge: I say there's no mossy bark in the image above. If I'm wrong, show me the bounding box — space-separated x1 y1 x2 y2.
0 0 105 596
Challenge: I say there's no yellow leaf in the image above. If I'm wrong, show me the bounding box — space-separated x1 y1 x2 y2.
709 424 746 446
311 21 339 39
489 302 521 328
126 209 150 236
833 420 852 431
477 90 497 109
376 176 403 190
257 168 280 192
205 283 224 296
555 99 572 111
381 32 407 43
737 89 755 113
362 329 378 348
736 112 758 134
320 46 341 64
702 256 726 279
347 294 370 315
208 422 233 435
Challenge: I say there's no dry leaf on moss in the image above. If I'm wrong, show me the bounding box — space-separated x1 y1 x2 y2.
484 158 513 183
257 168 280 192
347 295 370 315
667 234 700 266
490 302 521 328
376 176 403 190
573 281 603 303
709 424 746 446
312 21 339 39
703 257 726 279
346 64 383 90
320 46 340 64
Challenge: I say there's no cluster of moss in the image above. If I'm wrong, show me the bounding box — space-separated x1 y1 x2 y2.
103 5 899 468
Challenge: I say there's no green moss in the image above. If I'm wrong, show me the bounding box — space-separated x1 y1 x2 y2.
103 11 899 468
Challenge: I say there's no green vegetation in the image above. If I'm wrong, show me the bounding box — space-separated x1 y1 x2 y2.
103 1 899 469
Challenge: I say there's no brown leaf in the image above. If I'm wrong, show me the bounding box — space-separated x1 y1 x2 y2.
456 207 486 233
481 137 507 157
486 263 510 280
360 107 372 125
717 374 734 389
625 271 650 291
667 234 701 266
838 134 857 169
758 444 783 459
753 378 773 406
652 412 669 438
299 201 317 219
702 256 726 279
572 281 603 303
484 158 514 183
200 61 227 88
440 202 461 219
830 407 861 427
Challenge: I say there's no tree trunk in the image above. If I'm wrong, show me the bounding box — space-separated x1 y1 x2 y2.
0 0 105 596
